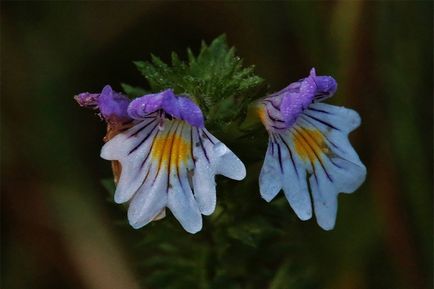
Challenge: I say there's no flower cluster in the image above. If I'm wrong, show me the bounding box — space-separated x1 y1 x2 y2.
75 86 246 233
75 68 366 233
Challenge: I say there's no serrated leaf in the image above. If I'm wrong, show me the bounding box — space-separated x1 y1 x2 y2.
133 34 265 132
121 83 147 98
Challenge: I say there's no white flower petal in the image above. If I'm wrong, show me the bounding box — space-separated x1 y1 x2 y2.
101 116 157 160
127 165 168 229
167 165 202 233
191 128 217 215
259 103 366 229
309 168 338 230
199 129 246 180
278 135 312 221
300 104 366 193
259 135 312 220
101 118 159 203
100 116 246 233
215 142 246 181
192 162 216 215
305 102 361 133
191 127 247 215
127 121 180 228
259 140 282 202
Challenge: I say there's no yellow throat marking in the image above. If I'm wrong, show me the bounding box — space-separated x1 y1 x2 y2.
151 122 191 169
293 127 329 163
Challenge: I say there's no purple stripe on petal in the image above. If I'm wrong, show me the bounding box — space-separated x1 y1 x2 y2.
196 128 210 163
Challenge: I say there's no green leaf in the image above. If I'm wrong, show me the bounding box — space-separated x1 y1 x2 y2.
134 34 266 132
121 83 147 98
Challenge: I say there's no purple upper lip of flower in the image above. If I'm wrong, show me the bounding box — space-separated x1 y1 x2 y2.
74 92 99 108
275 68 338 127
75 86 204 128
98 85 131 122
128 89 205 128
74 85 132 123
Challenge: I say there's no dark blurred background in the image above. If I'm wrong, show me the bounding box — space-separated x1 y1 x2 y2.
1 2 432 289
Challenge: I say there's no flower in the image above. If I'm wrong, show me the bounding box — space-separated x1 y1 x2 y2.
257 68 366 230
77 87 246 233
